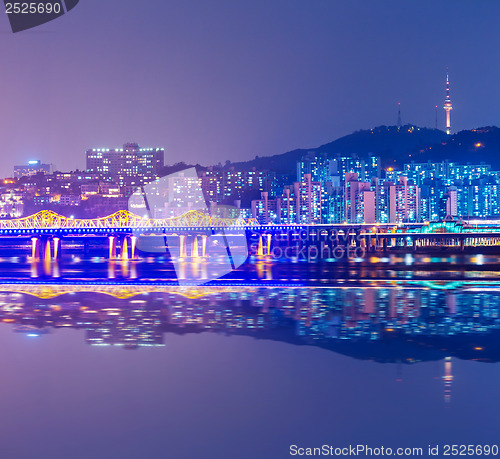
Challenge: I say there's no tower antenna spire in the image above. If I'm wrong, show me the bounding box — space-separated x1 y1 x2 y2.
443 69 453 134
397 102 402 129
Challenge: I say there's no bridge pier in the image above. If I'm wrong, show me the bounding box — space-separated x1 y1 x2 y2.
109 236 117 259
257 235 264 256
179 235 187 258
53 237 61 260
108 235 138 260
191 236 199 258
202 235 207 257
43 238 52 262
31 237 40 261
368 236 375 253
130 236 137 259
266 234 272 256
120 236 129 260
31 236 61 261
42 238 52 276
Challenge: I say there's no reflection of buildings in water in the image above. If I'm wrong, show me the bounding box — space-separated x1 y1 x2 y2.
0 286 499 361
85 302 164 349
0 293 165 349
443 356 453 403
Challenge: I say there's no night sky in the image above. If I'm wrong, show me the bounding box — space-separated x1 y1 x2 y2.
0 0 499 177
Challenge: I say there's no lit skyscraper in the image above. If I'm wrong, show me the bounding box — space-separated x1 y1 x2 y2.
86 143 164 183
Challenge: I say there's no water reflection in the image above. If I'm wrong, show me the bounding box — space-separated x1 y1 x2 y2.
1 282 499 361
6 256 500 284
4 281 500 407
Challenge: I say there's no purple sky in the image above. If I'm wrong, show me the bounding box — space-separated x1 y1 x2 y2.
0 0 499 177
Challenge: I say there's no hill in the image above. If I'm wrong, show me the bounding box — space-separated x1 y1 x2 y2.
400 126 500 169
229 125 448 174
162 125 500 176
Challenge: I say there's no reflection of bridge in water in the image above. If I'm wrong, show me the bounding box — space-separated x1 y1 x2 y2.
2 211 500 262
0 279 499 299
1 280 500 354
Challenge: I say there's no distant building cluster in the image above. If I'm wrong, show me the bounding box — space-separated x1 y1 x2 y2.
3 140 500 223
1 143 164 218
14 160 53 179
251 152 500 224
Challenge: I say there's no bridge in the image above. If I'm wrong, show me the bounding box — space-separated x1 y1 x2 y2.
0 209 258 232
1 210 500 261
0 209 259 261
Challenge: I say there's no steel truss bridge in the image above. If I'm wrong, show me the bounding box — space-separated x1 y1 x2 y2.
0 210 258 235
1 210 500 235
2 211 500 261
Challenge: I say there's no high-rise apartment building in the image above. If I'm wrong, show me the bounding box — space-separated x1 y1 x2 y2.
86 143 164 182
388 177 420 223
344 173 375 223
251 192 279 224
279 187 296 224
200 168 275 204
294 174 322 224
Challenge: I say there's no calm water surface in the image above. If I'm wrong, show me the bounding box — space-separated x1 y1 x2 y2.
0 260 499 458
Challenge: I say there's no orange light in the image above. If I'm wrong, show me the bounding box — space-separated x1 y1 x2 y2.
387 167 394 172
474 346 483 351
2 318 15 323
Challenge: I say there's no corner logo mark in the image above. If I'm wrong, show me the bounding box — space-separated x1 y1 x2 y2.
128 168 248 286
4 0 79 33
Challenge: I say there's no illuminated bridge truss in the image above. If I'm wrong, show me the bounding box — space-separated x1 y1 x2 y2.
3 210 500 235
0 210 258 231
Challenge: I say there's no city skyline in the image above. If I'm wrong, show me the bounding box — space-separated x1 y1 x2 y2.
6 118 499 177
0 71 493 187
3 3 500 457
5 137 500 225
1 1 500 178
